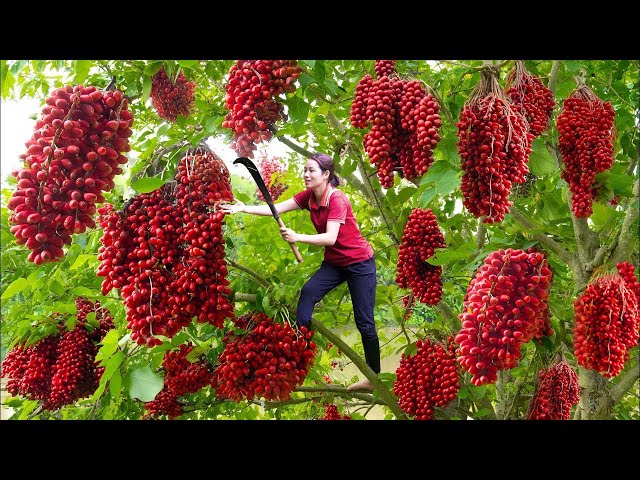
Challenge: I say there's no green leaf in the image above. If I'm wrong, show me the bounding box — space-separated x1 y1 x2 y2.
186 345 205 362
142 75 152 102
427 243 476 266
433 170 459 197
529 139 557 176
91 351 124 401
287 96 310 132
177 60 198 68
72 286 94 297
395 186 417 206
109 368 122 398
302 60 316 69
403 343 418 357
128 366 164 402
313 61 326 84
475 408 493 417
73 60 92 84
69 254 95 270
131 176 165 194
2 277 28 300
85 312 98 327
606 174 634 196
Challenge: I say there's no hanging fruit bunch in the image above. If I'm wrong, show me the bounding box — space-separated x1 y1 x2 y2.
557 80 616 218
211 311 316 402
8 85 133 264
527 356 580 420
350 60 442 188
97 146 234 347
150 66 196 122
320 403 351 420
222 60 302 159
505 60 555 138
394 337 459 420
256 152 288 202
144 343 215 419
0 298 114 410
455 248 553 386
456 67 533 224
573 261 639 377
395 208 446 305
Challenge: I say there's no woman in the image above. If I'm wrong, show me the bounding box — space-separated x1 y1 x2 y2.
221 153 380 392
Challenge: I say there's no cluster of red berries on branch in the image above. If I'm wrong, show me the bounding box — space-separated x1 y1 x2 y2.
395 208 446 305
455 248 553 386
222 60 302 158
456 69 533 223
97 148 234 347
256 152 288 201
0 298 113 410
320 403 351 420
557 83 616 218
527 357 580 420
211 312 316 402
144 343 215 419
8 85 132 264
394 337 459 420
572 261 638 377
150 66 196 122
505 61 555 138
350 60 442 188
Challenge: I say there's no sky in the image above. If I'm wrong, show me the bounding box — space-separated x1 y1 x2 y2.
0 99 294 189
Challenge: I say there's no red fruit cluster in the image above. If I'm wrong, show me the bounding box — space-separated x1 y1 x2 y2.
394 337 459 420
455 248 553 386
256 153 288 202
557 84 615 217
97 149 234 347
456 70 533 224
506 61 555 137
222 60 301 158
617 261 640 300
527 358 579 420
350 62 442 188
395 208 446 305
321 403 351 420
150 66 195 122
144 343 215 419
573 266 639 378
212 312 316 401
0 298 113 410
7 85 133 264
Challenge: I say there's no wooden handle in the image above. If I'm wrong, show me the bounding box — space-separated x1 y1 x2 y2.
276 217 303 263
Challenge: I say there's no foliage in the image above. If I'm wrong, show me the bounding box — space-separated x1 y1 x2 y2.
1 59 638 420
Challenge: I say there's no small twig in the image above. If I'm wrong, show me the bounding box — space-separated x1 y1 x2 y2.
227 258 271 289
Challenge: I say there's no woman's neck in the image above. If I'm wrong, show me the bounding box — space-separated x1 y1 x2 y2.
313 183 330 203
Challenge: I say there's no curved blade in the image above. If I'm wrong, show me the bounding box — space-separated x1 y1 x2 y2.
233 157 279 220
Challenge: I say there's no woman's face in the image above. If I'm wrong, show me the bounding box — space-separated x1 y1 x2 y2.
303 160 329 189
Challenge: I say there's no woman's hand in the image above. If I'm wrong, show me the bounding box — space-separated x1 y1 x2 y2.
279 226 299 243
219 200 245 215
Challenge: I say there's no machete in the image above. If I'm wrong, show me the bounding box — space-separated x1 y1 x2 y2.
233 157 303 263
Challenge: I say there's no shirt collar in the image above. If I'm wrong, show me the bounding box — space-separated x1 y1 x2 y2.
310 185 333 210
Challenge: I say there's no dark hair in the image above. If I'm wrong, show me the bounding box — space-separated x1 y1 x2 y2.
310 153 342 187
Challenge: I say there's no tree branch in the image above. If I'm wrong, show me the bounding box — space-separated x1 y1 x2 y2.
250 395 322 410
310 318 407 419
610 358 639 404
276 135 315 158
509 207 574 265
295 385 385 404
233 292 257 302
227 259 271 289
434 301 460 329
476 217 487 250
611 178 639 264
548 61 560 97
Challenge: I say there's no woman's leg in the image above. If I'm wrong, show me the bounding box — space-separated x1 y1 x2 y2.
296 261 346 328
345 256 380 375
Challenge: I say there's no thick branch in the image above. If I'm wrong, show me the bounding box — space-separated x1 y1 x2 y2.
227 259 271 289
326 111 346 134
611 178 639 264
434 301 460 328
276 135 315 158
548 61 560 97
233 292 257 302
296 385 385 404
310 318 407 419
510 207 574 265
610 359 640 404
250 396 321 410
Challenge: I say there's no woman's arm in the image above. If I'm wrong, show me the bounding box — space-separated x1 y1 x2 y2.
221 197 300 216
280 221 341 247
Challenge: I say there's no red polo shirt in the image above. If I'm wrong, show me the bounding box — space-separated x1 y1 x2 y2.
293 186 373 266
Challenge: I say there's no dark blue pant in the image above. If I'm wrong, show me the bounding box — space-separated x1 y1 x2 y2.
296 256 380 373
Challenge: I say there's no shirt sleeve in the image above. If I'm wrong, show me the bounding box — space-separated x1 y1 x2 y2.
293 189 312 211
327 192 347 224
